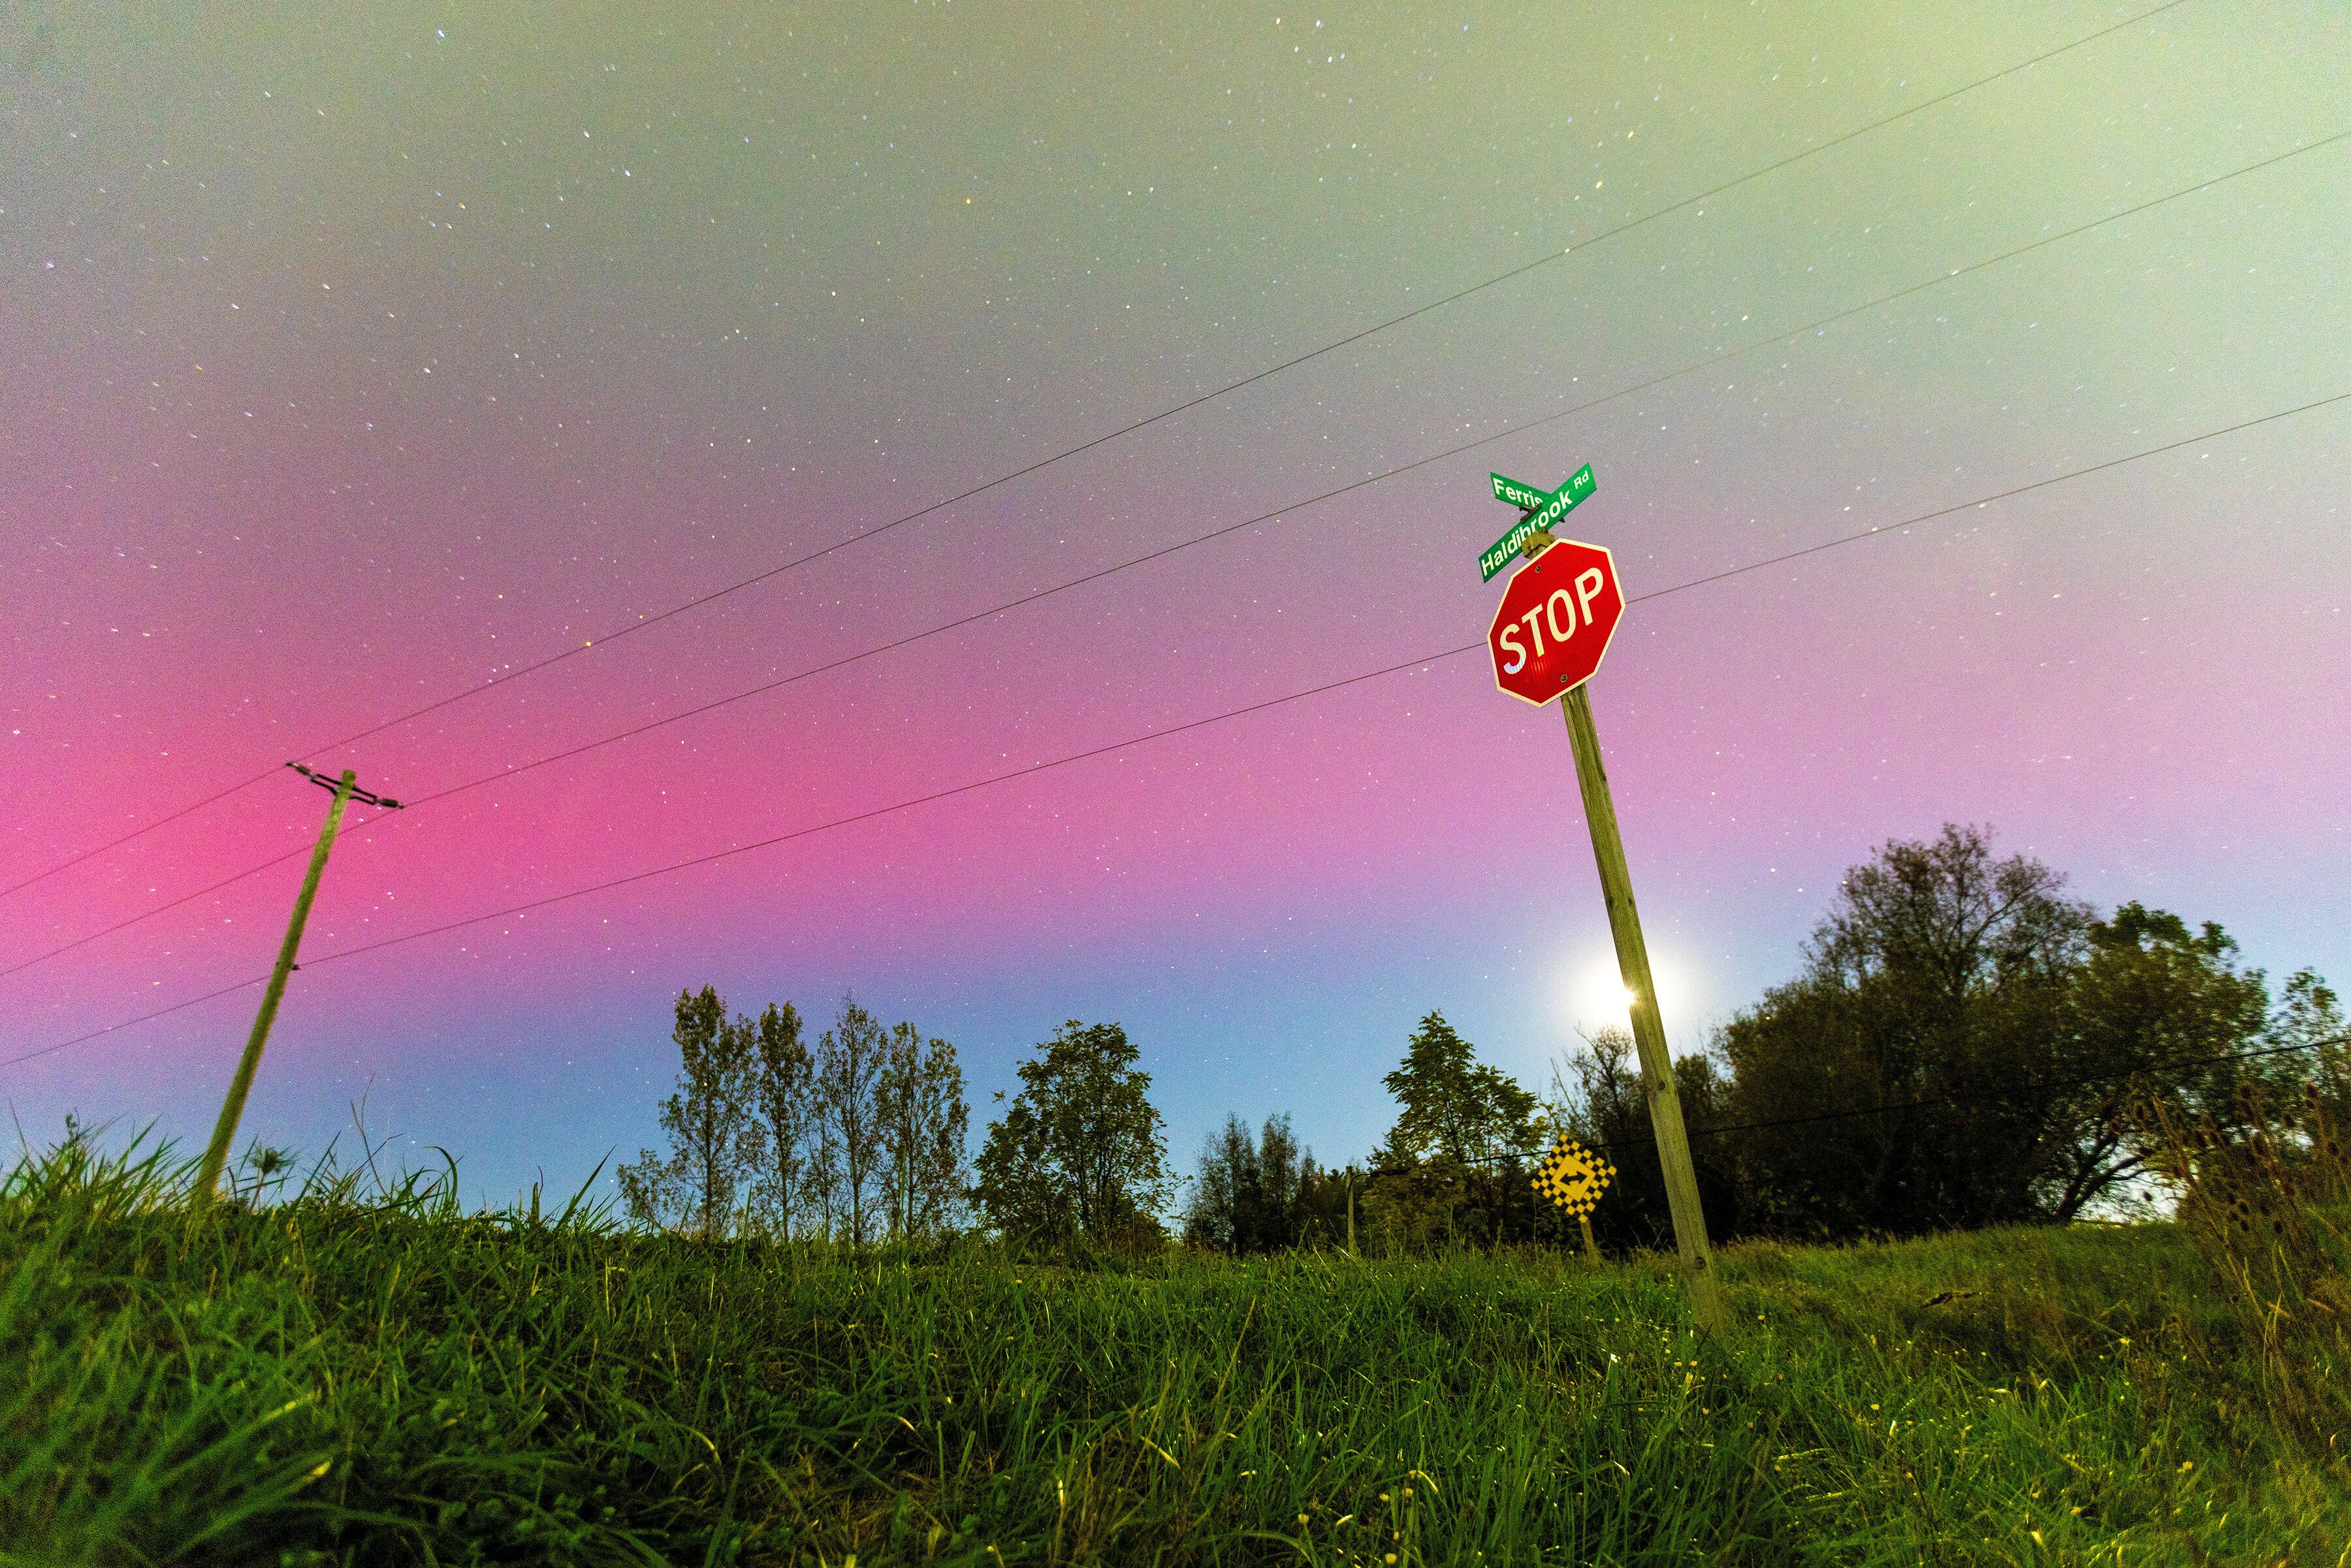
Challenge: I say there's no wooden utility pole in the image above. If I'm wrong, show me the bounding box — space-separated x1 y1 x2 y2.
193 764 398 1206
1559 685 1727 1331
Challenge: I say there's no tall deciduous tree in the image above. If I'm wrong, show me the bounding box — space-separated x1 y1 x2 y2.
1185 1113 1315 1254
2036 904 2281 1219
618 985 758 1238
2272 968 2349 1134
1376 1011 1541 1170
973 1021 1172 1252
1366 1011 1543 1251
816 995 889 1244
878 1021 970 1240
747 1000 812 1240
1721 825 2090 1237
805 1085 840 1240
1709 825 2342 1237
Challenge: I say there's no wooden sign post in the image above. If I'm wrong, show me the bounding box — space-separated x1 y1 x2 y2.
1560 684 1727 1331
1532 1132 1615 1264
1482 470 1727 1332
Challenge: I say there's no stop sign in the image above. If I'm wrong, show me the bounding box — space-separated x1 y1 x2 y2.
1486 537 1623 704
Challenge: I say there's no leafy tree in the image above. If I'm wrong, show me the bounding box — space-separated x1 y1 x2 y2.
1365 1011 1543 1252
973 1021 1172 1253
618 985 758 1238
805 1087 841 1240
1714 826 2337 1238
1710 978 1875 1238
1719 825 2089 1237
1808 822 2089 1000
878 1021 970 1240
815 996 889 1244
746 1000 812 1240
1377 1011 1542 1168
1185 1117 1252 1253
1186 1113 1315 1253
2272 968 2350 1145
2034 904 2271 1219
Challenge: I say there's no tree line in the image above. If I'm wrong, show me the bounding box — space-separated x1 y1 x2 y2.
1180 825 2347 1255
618 993 970 1242
622 825 2344 1256
622 1001 1179 1253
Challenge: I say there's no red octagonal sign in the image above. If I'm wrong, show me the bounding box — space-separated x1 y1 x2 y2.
1487 537 1624 704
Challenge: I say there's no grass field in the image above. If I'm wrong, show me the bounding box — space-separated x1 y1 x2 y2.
5 1138 2346 1567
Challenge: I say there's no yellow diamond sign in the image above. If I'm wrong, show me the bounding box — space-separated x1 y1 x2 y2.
1531 1133 1615 1217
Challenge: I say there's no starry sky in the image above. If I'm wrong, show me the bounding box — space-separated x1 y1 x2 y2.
5 2 2347 1208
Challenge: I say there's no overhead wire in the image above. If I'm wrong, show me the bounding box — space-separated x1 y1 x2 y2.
0 0 2199 905
10 125 2340 982
0 808 402 981
6 381 2344 1074
238 389 2351 971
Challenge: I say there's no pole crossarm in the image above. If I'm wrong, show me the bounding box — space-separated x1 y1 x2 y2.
289 761 403 810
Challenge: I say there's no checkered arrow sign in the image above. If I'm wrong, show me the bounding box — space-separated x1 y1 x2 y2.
1531 1132 1616 1217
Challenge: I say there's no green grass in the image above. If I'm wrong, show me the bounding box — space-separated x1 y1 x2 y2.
4 1139 2346 1566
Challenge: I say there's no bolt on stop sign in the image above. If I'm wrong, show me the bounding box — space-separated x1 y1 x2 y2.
1487 537 1623 703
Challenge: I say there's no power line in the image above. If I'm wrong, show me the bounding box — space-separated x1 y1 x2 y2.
267 5 2206 748
0 642 1462 1072
381 128 2343 807
0 774 285 904
310 646 1490 975
13 381 2348 989
1631 387 2351 605
7 381 2343 1073
1 973 278 1073
14 128 2337 982
0 0 2197 906
0 807 397 981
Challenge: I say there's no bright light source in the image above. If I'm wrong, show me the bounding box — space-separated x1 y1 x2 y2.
1557 952 1693 1038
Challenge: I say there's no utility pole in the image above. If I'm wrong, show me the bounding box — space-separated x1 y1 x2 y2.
1559 682 1727 1331
192 763 402 1206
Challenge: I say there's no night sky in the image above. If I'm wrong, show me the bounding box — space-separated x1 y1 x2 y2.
5 3 2346 1207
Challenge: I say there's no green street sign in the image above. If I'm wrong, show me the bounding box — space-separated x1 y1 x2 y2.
1477 464 1596 581
1490 473 1552 511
